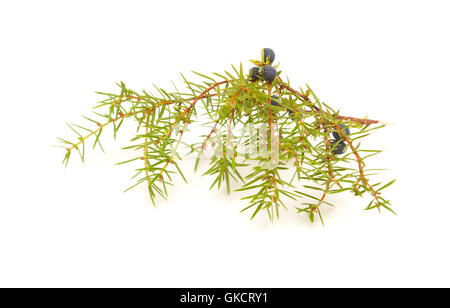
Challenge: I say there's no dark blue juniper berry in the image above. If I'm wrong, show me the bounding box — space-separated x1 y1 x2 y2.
330 139 347 155
263 48 275 64
332 124 350 141
249 66 261 81
270 95 280 106
261 65 277 83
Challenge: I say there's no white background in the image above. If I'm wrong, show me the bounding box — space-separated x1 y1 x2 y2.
1 0 449 288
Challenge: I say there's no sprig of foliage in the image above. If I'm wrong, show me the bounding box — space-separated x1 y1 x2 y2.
58 49 394 224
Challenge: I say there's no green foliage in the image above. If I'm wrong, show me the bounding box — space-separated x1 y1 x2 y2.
57 53 394 224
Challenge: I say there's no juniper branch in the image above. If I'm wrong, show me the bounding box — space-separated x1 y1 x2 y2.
58 48 394 224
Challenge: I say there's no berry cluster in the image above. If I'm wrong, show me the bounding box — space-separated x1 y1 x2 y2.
330 124 350 155
251 48 349 156
249 48 278 83
250 48 294 117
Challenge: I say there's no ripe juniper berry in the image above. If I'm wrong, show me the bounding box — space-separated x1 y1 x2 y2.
263 48 275 64
270 95 280 106
261 65 277 83
249 66 261 81
332 124 350 141
330 139 347 155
